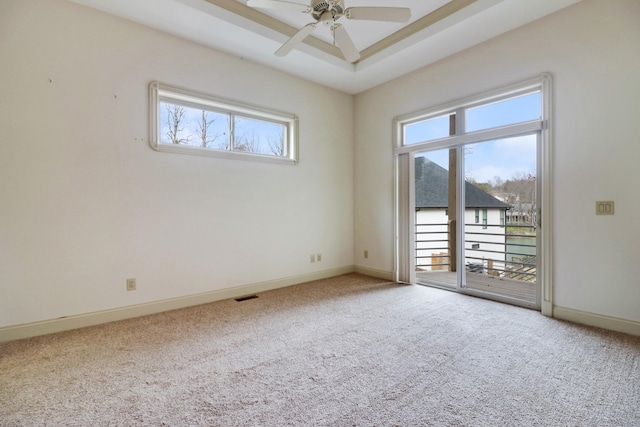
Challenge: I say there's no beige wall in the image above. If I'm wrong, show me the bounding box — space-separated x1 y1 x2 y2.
0 0 355 328
354 0 640 323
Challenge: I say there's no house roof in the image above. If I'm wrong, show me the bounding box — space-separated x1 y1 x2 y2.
415 157 509 209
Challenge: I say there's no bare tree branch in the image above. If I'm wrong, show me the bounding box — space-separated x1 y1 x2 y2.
197 110 215 148
267 130 285 156
235 132 260 153
165 104 191 145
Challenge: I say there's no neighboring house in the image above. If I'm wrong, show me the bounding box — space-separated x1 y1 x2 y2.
415 157 510 272
505 202 536 225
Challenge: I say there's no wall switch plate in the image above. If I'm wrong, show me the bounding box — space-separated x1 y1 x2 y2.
126 278 136 291
310 254 315 263
596 201 614 215
364 250 369 259
316 253 322 262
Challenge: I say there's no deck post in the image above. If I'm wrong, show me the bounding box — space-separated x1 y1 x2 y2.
448 147 457 272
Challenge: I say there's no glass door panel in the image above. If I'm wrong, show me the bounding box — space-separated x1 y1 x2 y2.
462 135 539 307
414 149 457 289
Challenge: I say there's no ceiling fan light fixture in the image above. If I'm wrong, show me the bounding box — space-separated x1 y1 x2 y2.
319 11 335 26
247 0 411 63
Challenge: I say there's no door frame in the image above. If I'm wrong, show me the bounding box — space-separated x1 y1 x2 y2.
393 74 553 315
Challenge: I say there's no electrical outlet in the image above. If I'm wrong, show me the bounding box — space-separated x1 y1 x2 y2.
364 250 369 259
317 253 322 262
126 278 136 291
310 254 315 263
595 201 614 215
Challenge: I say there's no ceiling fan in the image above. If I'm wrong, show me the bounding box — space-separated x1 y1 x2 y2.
246 0 411 63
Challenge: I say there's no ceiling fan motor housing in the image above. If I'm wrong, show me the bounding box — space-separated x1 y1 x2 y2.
311 0 345 21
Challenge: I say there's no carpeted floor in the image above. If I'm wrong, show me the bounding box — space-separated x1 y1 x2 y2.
1 274 639 426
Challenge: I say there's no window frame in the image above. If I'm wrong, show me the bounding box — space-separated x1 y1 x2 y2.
149 81 298 165
394 73 554 316
395 77 546 154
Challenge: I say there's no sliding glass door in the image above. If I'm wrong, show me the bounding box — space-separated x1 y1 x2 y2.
414 149 457 290
395 75 551 311
412 134 539 307
462 136 539 306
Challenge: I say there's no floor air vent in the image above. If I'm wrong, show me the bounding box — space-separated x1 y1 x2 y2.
235 295 258 302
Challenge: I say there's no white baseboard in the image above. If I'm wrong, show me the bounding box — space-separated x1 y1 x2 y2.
553 306 640 336
0 266 355 343
354 265 395 281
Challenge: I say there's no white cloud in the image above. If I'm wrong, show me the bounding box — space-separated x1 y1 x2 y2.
465 135 536 182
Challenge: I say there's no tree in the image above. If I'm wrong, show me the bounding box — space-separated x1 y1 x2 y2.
503 172 536 225
267 130 285 156
165 104 191 145
469 179 492 194
197 110 216 148
234 133 260 153
491 175 504 190
233 121 261 153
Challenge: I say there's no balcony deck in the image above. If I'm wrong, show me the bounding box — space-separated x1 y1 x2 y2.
416 270 538 306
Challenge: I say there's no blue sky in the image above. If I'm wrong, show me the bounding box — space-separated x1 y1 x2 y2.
424 135 537 184
413 92 540 184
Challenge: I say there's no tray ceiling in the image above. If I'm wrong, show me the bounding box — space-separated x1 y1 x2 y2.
69 0 582 94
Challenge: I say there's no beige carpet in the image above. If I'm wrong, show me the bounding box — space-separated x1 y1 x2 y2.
1 274 639 426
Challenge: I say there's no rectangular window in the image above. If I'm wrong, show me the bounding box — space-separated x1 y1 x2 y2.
465 92 541 133
396 82 544 153
482 209 487 229
150 82 298 164
475 208 479 224
500 210 505 227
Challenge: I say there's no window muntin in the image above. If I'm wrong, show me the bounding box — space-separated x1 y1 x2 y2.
150 82 298 164
465 92 541 132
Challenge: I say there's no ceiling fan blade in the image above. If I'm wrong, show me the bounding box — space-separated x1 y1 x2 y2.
275 23 316 57
332 24 360 63
246 0 310 13
344 7 411 23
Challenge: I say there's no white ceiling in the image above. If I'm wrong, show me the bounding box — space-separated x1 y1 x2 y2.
69 0 582 94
